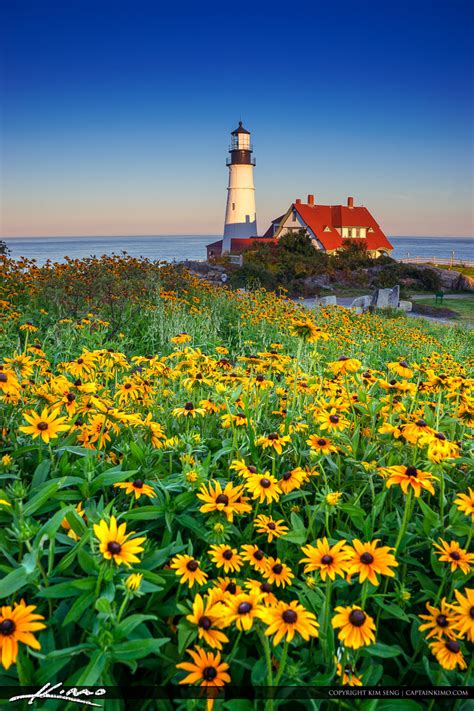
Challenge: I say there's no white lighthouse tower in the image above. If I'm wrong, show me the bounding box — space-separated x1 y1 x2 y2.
222 121 257 253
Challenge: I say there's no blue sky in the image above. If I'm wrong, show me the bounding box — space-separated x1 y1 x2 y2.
1 0 473 237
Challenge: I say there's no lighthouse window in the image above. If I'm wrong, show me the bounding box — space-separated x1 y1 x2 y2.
232 203 235 211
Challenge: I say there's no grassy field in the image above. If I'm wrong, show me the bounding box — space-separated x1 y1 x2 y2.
0 254 473 709
413 296 474 325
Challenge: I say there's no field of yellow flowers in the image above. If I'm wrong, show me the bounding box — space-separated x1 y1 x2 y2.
0 254 473 709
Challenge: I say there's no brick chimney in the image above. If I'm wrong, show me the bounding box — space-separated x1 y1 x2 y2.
295 198 301 204
347 196 354 208
307 194 314 206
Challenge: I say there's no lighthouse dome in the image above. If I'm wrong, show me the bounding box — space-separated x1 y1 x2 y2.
231 121 250 135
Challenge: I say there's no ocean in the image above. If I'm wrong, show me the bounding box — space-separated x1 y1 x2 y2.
2 235 473 266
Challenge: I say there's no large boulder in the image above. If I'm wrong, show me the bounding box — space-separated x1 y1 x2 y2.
350 295 372 311
371 285 400 309
315 295 337 307
398 300 413 312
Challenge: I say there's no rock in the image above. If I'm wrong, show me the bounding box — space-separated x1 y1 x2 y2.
371 285 400 309
315 295 337 307
460 275 474 292
351 307 363 314
350 295 372 311
303 275 333 289
398 300 413 312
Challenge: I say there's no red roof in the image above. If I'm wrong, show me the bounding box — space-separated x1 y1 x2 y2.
292 202 393 251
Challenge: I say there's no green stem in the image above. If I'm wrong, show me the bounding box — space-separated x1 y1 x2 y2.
394 487 413 555
274 639 289 685
258 627 274 711
116 592 130 624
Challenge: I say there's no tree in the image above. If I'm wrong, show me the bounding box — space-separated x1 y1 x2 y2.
0 240 10 256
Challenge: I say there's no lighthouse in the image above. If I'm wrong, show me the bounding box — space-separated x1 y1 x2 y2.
222 121 257 253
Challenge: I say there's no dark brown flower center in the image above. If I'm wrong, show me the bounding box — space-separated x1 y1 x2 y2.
254 550 265 561
415 419 427 427
67 393 76 402
445 640 460 653
0 619 15 635
260 478 271 488
77 358 84 364
226 582 237 594
282 609 298 624
405 466 418 477
436 614 448 628
184 402 194 410
132 479 143 489
329 415 339 424
268 432 279 440
435 432 446 441
267 522 276 530
199 616 212 630
272 563 283 574
321 554 333 565
283 471 292 481
186 559 199 572
107 541 122 555
222 549 233 560
349 609 366 627
450 551 461 561
338 356 349 361
469 606 474 619
37 422 48 431
248 466 257 474
0 374 7 383
260 583 272 593
202 666 218 681
215 494 229 505
124 383 132 389
399 361 409 368
317 438 327 446
360 552 374 565
238 602 252 615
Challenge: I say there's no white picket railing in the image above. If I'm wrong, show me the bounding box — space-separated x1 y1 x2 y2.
398 256 473 268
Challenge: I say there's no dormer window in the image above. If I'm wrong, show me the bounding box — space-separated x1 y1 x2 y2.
292 210 298 222
367 227 374 233
323 225 331 232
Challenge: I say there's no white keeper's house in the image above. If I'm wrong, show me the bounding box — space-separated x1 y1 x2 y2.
207 123 393 259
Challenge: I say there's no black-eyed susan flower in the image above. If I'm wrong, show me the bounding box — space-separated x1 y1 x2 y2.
433 540 474 575
240 544 267 572
197 480 250 522
259 600 319 646
263 557 294 587
418 598 457 639
279 467 305 494
19 407 69 443
254 514 289 542
290 318 328 342
170 554 208 588
332 606 376 649
208 544 242 574
94 516 145 567
210 578 242 600
307 434 338 455
316 410 350 433
449 588 474 642
255 432 291 455
344 539 398 586
299 538 350 581
125 573 143 591
429 639 467 670
0 601 46 670
245 472 281 504
329 356 361 375
378 465 436 497
336 660 363 686
454 489 474 522
244 579 278 606
186 594 229 649
222 592 262 631
172 402 206 418
387 360 414 379
326 491 343 506
114 479 156 500
401 418 435 444
176 645 230 689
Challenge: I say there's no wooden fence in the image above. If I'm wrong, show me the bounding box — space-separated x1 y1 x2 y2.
398 256 473 268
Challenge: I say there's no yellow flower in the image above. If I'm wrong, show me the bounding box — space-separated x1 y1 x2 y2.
429 639 467 670
335 659 363 686
222 592 262 631
170 554 208 588
0 600 46 670
260 600 319 646
329 356 361 375
19 407 69 443
125 573 143 591
326 492 343 506
197 480 250 522
1 455 12 466
299 538 350 581
244 473 281 505
114 479 156 500
254 514 289 542
387 360 413 379
433 540 474 574
186 594 229 648
263 557 294 587
255 432 291 455
378 465 436 497
449 587 474 642
418 598 458 640
176 646 231 690
454 488 474 522
332 606 376 649
208 545 243 574
307 435 338 455
93 516 145 567
344 539 398 586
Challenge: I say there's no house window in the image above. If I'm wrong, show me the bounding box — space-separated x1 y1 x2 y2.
292 210 297 222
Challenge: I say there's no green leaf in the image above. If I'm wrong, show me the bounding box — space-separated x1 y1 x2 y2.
111 638 169 662
373 598 411 622
23 480 62 516
0 566 29 597
90 469 138 495
115 614 157 640
365 642 404 658
74 649 109 685
36 505 74 541
31 460 52 489
38 578 96 598
95 597 112 614
63 592 93 626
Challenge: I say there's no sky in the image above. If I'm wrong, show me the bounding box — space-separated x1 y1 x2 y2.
1 0 473 238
